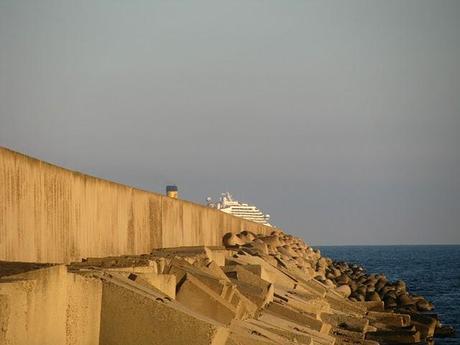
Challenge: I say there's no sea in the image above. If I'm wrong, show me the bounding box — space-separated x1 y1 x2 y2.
317 245 460 345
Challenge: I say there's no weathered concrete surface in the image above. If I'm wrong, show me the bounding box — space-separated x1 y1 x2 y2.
0 265 68 345
0 264 102 345
134 272 176 298
100 280 229 345
0 147 274 263
176 273 238 325
66 272 103 345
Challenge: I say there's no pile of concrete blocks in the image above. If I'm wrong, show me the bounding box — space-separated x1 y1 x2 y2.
0 231 449 344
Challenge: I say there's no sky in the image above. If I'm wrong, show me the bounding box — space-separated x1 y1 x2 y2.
0 0 459 245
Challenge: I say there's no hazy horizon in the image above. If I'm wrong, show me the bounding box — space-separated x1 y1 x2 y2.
1 1 459 245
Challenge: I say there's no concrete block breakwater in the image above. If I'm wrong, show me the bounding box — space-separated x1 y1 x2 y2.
0 147 273 263
0 147 454 344
0 233 449 345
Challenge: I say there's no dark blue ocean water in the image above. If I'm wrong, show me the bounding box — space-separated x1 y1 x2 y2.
317 245 460 345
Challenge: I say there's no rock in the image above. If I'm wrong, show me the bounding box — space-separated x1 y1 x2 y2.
260 235 282 248
270 229 283 236
238 230 256 243
435 325 456 337
277 245 298 258
315 275 326 283
324 279 336 288
241 241 268 256
357 286 367 296
398 304 418 313
332 268 342 277
366 329 421 344
349 281 358 292
326 272 335 280
366 292 381 302
384 291 397 300
395 280 406 291
416 299 433 311
383 296 398 309
381 286 395 295
350 292 364 301
397 294 414 306
253 240 269 254
317 257 328 268
222 230 452 343
409 313 438 339
366 285 376 293
365 277 377 286
335 284 352 298
375 279 387 291
336 274 350 285
223 233 245 247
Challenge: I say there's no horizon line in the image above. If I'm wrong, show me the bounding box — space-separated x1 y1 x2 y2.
313 243 460 247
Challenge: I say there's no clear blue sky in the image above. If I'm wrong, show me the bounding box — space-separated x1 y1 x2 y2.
1 0 459 245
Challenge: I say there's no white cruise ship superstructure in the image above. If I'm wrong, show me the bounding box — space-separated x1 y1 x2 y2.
206 192 272 226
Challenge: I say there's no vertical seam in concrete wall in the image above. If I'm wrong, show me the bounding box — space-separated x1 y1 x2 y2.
127 188 135 254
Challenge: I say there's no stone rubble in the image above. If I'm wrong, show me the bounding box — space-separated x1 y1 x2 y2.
0 230 455 344
221 229 455 344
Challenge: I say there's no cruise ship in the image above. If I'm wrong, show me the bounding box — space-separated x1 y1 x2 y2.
206 192 272 226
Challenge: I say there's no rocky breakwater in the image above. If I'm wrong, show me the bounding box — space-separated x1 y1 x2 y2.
321 260 456 339
3 229 454 344
224 230 456 343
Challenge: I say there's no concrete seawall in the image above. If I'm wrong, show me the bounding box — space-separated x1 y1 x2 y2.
0 147 275 263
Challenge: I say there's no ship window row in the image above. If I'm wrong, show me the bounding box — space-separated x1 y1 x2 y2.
231 212 265 216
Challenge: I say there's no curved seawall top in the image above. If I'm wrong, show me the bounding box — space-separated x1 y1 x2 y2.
0 147 276 263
